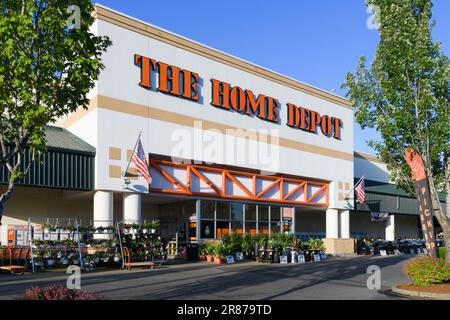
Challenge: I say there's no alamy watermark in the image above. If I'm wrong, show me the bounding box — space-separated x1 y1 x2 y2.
366 265 381 290
170 121 280 174
366 5 380 30
66 265 81 290
67 5 81 30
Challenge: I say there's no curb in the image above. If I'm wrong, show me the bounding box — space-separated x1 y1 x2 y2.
392 284 450 300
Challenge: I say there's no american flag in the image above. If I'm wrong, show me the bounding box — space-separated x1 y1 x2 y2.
132 138 152 184
355 177 365 203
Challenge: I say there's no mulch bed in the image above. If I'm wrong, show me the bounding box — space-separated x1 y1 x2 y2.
398 283 450 294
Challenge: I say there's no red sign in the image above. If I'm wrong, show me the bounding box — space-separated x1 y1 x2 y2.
405 149 437 258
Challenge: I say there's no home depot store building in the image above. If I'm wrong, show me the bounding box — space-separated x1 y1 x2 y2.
0 5 425 253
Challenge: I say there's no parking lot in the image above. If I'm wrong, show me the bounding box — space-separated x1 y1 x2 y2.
0 255 414 300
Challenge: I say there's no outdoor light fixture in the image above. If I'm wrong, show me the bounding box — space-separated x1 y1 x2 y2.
122 175 131 188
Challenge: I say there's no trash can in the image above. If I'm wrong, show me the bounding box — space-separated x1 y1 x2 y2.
186 243 199 261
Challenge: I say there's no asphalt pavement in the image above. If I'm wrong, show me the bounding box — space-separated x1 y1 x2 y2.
0 254 414 300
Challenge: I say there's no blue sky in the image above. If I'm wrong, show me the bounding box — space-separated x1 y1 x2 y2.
97 0 450 155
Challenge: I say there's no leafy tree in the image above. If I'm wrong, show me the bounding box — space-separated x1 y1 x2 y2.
0 0 111 224
343 0 450 262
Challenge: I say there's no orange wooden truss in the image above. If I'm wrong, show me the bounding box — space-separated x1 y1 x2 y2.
148 160 329 207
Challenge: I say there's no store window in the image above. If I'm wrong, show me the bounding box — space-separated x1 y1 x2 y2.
200 220 214 239
231 203 244 234
258 205 269 221
244 203 257 234
216 201 230 239
245 222 257 235
270 206 281 234
231 203 243 221
216 201 230 220
271 206 281 222
201 200 215 219
216 220 229 239
245 203 257 220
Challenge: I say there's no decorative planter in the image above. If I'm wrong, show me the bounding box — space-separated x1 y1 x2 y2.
206 255 214 262
213 256 224 264
273 252 280 263
114 255 121 263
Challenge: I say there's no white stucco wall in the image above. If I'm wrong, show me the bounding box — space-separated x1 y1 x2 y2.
62 6 354 210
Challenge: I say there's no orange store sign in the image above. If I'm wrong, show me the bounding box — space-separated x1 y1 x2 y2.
134 54 343 139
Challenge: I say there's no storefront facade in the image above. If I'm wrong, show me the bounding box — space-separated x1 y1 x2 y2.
0 5 431 254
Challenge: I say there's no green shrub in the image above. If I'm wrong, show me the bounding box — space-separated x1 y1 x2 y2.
214 242 231 258
204 242 218 255
305 238 325 250
21 285 102 300
224 233 243 253
256 234 269 248
404 257 450 287
438 247 446 261
242 234 255 254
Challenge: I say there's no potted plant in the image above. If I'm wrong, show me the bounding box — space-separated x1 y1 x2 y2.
213 242 226 264
113 253 121 263
242 234 255 259
42 224 52 234
32 251 43 268
198 243 208 261
64 224 75 232
206 242 216 262
305 238 325 261
102 253 113 264
44 250 56 267
268 235 283 263
149 221 159 234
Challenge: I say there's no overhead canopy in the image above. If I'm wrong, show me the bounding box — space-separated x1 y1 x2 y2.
354 179 446 215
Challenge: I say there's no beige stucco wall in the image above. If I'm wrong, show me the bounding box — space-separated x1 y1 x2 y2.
0 186 161 245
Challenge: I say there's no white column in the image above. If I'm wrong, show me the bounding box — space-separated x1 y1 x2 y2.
291 207 296 235
340 210 350 239
196 200 201 242
93 191 113 239
123 193 141 224
326 208 339 239
385 214 395 241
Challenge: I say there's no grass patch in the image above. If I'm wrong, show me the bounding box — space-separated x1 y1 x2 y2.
439 247 446 260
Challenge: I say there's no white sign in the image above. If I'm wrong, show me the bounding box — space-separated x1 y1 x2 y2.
297 254 305 264
280 255 288 264
313 254 321 262
319 252 327 260
226 255 235 264
394 249 401 255
379 250 387 256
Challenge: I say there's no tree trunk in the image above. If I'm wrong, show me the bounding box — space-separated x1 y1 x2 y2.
0 179 15 225
429 178 450 264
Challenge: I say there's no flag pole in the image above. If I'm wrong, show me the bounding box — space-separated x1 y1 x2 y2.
344 174 365 200
123 131 142 177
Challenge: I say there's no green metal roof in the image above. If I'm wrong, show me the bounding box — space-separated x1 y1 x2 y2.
355 179 446 202
45 126 95 155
